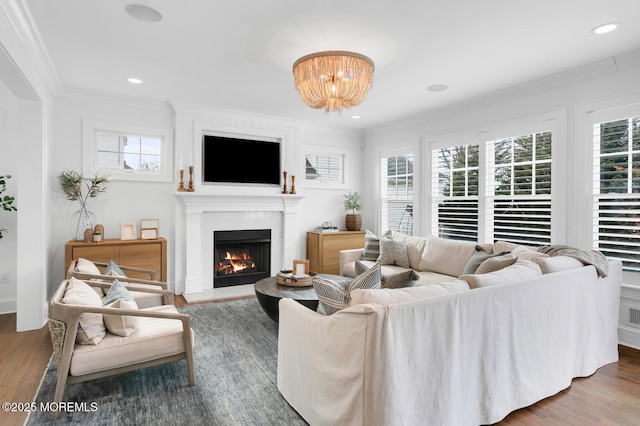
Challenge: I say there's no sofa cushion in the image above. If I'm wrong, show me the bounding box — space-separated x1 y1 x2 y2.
532 256 584 274
475 255 517 274
103 298 139 337
62 278 106 346
418 236 479 276
460 259 542 289
377 237 410 268
413 271 460 286
356 261 418 289
69 305 187 376
313 263 382 315
351 279 470 306
362 230 380 261
511 245 549 261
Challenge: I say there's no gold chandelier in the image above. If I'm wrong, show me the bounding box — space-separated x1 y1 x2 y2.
292 51 375 113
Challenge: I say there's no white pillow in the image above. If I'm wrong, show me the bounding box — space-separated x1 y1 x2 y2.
533 256 584 274
418 236 479 276
351 279 470 305
61 277 106 345
460 259 542 289
103 299 139 336
75 257 101 275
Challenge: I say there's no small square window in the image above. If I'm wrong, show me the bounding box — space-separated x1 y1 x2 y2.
83 120 173 182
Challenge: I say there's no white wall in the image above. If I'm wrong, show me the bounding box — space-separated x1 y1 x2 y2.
362 48 640 347
49 99 362 294
0 80 18 313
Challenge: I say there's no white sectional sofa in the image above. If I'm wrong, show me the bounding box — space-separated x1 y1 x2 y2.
277 233 622 425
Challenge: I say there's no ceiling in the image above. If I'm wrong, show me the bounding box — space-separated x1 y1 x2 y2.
24 0 640 130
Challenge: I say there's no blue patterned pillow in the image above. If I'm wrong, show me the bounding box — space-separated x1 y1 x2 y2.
103 279 134 305
313 263 382 315
104 260 126 277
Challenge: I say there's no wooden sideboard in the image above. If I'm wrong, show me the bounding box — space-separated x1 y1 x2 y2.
306 230 366 275
64 238 167 281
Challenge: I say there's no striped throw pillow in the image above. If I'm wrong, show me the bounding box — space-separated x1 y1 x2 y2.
362 230 380 261
313 263 382 315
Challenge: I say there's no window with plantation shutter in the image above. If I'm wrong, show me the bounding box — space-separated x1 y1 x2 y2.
381 153 414 235
82 120 173 182
592 115 640 273
305 153 343 182
486 132 552 245
430 130 553 245
431 144 479 241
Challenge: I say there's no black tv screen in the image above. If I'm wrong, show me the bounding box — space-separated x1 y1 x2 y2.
202 135 281 185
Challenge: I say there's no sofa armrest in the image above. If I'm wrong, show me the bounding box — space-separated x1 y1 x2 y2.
339 248 365 276
277 298 382 425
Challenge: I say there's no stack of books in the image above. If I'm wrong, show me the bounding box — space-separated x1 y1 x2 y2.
314 226 339 233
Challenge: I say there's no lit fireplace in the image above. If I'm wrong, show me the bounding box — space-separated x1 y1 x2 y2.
213 229 271 287
217 250 257 275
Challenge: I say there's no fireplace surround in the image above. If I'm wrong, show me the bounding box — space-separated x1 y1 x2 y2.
175 192 305 299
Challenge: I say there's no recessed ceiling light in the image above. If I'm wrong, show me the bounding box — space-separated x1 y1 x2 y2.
351 115 361 119
127 77 142 84
125 4 163 23
427 84 449 92
591 22 620 35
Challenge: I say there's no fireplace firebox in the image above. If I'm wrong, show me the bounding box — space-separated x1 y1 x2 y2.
213 229 271 288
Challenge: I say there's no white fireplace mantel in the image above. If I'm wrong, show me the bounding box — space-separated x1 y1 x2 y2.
175 192 305 297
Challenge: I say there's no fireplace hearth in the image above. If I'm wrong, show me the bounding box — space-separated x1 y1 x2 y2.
213 229 271 288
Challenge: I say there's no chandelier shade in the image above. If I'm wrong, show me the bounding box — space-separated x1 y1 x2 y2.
292 51 375 113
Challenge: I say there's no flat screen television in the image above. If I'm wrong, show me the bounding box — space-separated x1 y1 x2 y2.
202 134 281 185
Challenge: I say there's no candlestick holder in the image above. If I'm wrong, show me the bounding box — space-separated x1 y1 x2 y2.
187 166 195 192
290 175 296 194
282 171 288 194
178 169 186 192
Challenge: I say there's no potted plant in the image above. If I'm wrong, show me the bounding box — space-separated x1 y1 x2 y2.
0 175 17 239
343 192 362 231
58 170 109 241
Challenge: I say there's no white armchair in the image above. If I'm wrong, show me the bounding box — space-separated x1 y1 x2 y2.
48 278 195 420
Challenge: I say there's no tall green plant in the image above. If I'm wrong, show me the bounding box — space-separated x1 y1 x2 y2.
0 175 17 239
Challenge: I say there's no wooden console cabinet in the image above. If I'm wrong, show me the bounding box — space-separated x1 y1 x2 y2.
64 238 167 281
306 230 365 275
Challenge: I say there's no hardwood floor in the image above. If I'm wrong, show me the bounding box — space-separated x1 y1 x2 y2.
2 296 640 425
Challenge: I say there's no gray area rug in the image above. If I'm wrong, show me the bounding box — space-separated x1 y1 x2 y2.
27 298 307 425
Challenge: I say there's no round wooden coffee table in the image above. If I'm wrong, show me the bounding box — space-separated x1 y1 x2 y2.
254 276 318 323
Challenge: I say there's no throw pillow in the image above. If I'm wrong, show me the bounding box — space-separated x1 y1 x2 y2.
74 258 104 295
382 269 419 289
461 246 509 275
313 263 382 315
351 279 470 306
459 259 542 289
356 260 418 288
61 277 106 345
475 255 517 274
104 260 126 277
103 298 139 337
103 279 135 305
362 230 380 261
377 238 410 268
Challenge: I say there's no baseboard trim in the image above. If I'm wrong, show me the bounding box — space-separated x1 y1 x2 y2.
619 325 640 350
0 298 17 314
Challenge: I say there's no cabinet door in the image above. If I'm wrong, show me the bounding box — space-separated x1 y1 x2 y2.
322 234 365 274
119 243 163 280
72 246 119 268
